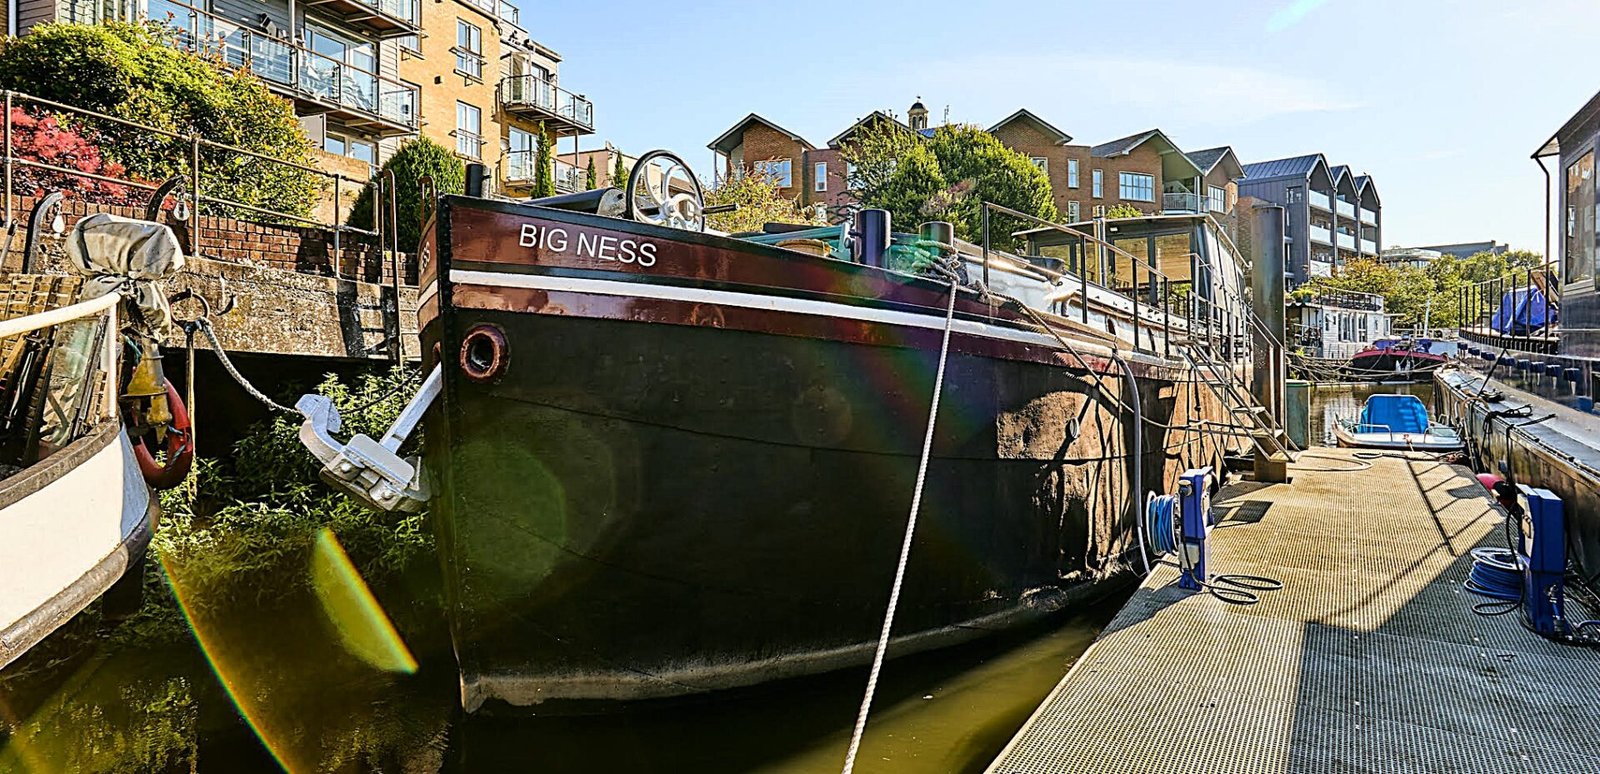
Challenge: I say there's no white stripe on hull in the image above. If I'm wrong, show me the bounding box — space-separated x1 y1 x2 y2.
448 269 1112 356
0 430 152 633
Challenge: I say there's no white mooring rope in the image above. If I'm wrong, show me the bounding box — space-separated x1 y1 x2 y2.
840 280 960 774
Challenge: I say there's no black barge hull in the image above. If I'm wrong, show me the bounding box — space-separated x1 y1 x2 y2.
418 198 1238 710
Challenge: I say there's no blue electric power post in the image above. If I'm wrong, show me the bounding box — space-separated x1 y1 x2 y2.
1177 468 1212 591
1518 485 1565 635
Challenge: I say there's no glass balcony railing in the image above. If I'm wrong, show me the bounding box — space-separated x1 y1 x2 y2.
554 159 586 192
1360 238 1378 255
367 0 419 26
500 75 594 132
1360 207 1378 225
1310 225 1333 245
145 0 418 131
1161 192 1202 213
1336 198 1356 218
1309 190 1332 211
500 153 589 192
1337 232 1356 249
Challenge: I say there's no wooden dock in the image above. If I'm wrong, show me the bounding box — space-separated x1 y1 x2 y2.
988 449 1600 774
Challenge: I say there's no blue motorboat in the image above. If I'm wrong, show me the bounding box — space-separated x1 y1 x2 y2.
1333 394 1464 452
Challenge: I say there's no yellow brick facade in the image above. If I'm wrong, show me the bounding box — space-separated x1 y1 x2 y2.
402 0 504 170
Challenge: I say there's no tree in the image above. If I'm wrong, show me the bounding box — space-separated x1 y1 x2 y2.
612 153 629 189
0 22 319 216
584 157 597 190
347 137 464 253
1293 249 1547 330
1104 203 1145 219
7 106 138 204
703 167 827 233
840 122 1056 248
532 122 555 198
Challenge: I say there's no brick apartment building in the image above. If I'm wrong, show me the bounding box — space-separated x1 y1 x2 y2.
8 0 598 201
707 99 1243 229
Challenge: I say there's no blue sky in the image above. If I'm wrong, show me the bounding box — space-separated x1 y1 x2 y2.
523 0 1600 254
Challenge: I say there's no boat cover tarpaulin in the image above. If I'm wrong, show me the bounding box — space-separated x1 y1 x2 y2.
65 213 185 338
1491 286 1554 334
1358 394 1429 434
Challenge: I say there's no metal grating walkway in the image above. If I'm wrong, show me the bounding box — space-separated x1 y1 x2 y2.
989 449 1600 774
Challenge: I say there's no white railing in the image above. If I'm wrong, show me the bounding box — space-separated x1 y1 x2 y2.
1360 207 1378 225
1360 238 1378 255
1336 198 1356 218
1337 232 1356 249
1310 225 1333 245
1309 190 1332 211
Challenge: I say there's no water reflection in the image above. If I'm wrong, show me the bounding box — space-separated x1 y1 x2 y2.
1 551 1126 773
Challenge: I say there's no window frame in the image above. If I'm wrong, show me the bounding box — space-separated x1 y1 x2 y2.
1207 185 1227 213
1066 200 1080 222
814 161 827 192
455 101 483 160
1118 171 1155 202
454 20 484 80
1091 168 1103 198
1030 156 1048 174
1067 158 1079 188
753 158 793 188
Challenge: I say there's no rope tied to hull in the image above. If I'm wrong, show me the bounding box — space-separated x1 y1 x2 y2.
839 278 959 774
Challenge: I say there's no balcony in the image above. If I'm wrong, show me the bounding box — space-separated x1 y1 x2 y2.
1161 192 1202 213
146 0 418 135
1309 190 1332 211
1360 238 1378 255
300 0 420 36
555 159 587 192
1360 206 1378 225
1336 198 1356 219
459 0 519 24
1337 231 1356 250
501 152 589 192
1310 225 1333 245
499 75 594 135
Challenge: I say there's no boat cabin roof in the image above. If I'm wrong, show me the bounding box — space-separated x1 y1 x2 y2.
1359 394 1430 435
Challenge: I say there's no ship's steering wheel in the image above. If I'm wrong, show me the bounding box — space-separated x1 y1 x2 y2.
625 150 705 232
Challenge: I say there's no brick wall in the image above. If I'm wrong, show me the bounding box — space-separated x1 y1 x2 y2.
3 195 412 285
732 124 809 197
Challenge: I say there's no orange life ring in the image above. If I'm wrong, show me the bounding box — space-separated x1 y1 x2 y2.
132 378 193 490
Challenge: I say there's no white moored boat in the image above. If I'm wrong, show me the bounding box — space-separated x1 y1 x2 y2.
1332 393 1464 452
0 214 187 670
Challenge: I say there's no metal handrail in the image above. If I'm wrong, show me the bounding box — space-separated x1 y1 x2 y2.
3 89 387 281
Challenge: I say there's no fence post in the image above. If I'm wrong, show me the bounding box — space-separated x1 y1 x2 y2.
980 204 990 291
189 135 201 256
387 169 403 363
333 175 342 278
4 92 11 233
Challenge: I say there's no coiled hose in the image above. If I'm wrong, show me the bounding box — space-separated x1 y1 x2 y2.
1465 547 1522 615
1143 493 1281 605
